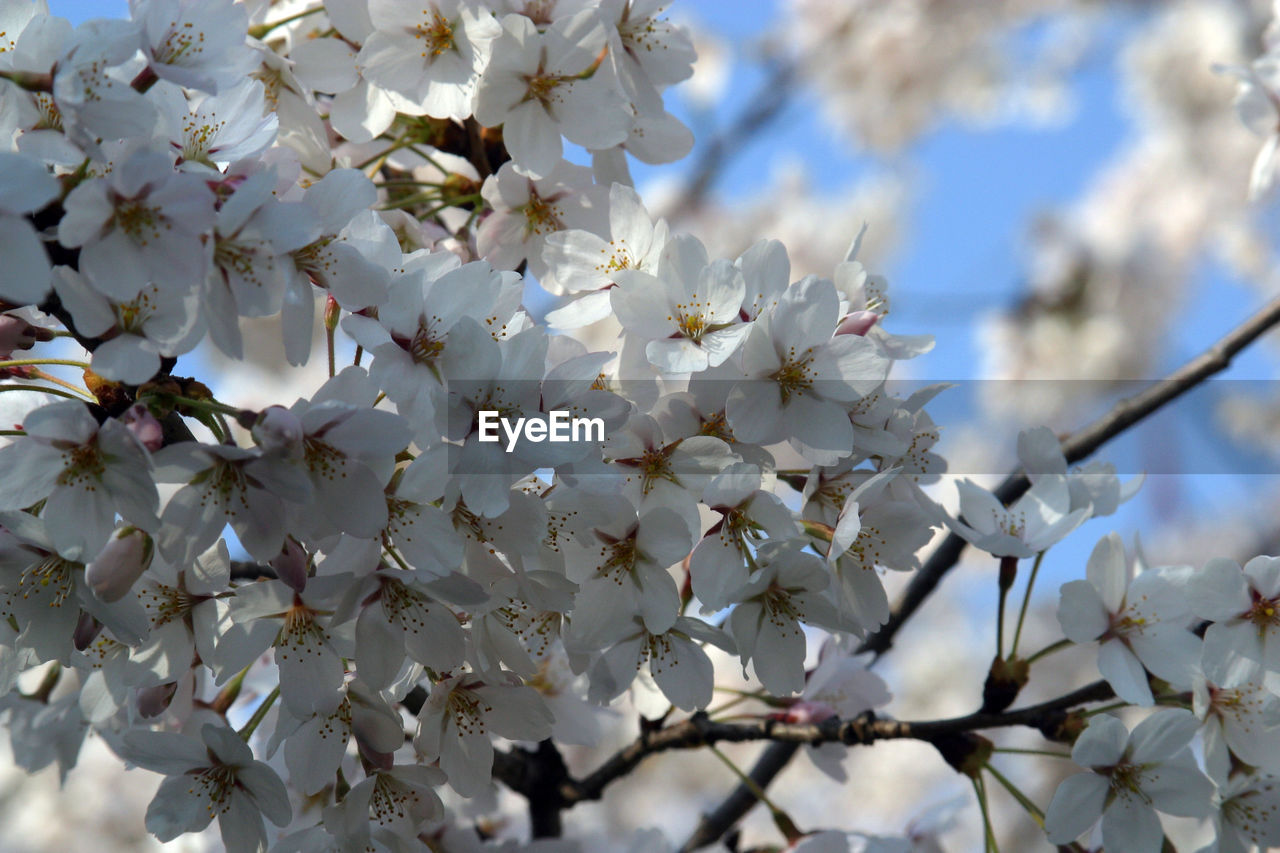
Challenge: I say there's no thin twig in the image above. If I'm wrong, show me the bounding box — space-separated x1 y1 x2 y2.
684 293 1280 850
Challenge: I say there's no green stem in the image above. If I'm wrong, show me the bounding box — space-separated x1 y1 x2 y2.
0 358 90 371
973 774 1000 853
1025 637 1072 665
29 369 96 400
248 5 322 39
707 745 801 842
384 546 413 573
0 429 26 436
0 384 93 402
238 686 280 740
992 747 1072 759
1009 550 1046 658
985 763 1045 828
163 394 246 418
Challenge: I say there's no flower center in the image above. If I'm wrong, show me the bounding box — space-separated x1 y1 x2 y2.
415 11 455 57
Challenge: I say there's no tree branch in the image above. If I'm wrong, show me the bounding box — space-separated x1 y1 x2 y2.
666 60 796 222
862 293 1280 659
558 679 1114 817
686 293 1280 850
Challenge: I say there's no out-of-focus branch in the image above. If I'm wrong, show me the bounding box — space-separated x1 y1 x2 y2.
667 60 796 221
686 294 1280 851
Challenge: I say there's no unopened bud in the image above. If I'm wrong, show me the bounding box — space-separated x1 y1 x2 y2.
835 310 879 336
324 293 341 331
73 612 102 651
252 406 304 457
270 539 309 593
0 314 42 357
85 527 154 602
137 682 178 718
120 404 164 452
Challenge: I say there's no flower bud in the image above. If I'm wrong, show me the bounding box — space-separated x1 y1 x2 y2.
74 612 102 651
252 405 304 457
0 314 42 358
85 527 154 602
324 293 340 331
835 310 879 336
136 682 179 718
120 404 164 452
270 538 309 593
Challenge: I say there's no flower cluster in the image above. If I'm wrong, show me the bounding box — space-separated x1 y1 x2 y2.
0 1 1276 852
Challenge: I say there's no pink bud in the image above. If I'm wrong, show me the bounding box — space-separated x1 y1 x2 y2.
74 612 102 651
253 405 303 456
835 310 879 336
120 404 164 452
136 682 178 718
0 315 42 358
781 700 836 724
270 538 309 593
85 527 154 602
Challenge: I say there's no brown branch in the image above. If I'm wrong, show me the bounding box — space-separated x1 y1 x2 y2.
548 679 1114 818
686 293 1280 850
861 293 1280 660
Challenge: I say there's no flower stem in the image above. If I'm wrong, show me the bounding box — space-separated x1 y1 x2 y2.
708 744 802 843
992 747 1071 759
238 686 280 740
28 369 96 400
0 358 90 371
1009 550 1046 658
984 763 1045 828
0 384 92 402
973 774 1000 853
1024 637 1072 665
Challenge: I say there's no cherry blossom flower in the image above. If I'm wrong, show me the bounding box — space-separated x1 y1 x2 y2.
1057 532 1200 705
131 0 257 93
728 540 852 696
726 275 890 464
414 673 554 796
119 722 292 851
0 400 159 561
57 148 215 302
945 473 1087 559
1044 709 1213 851
473 10 631 177
1190 555 1280 674
359 0 502 120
